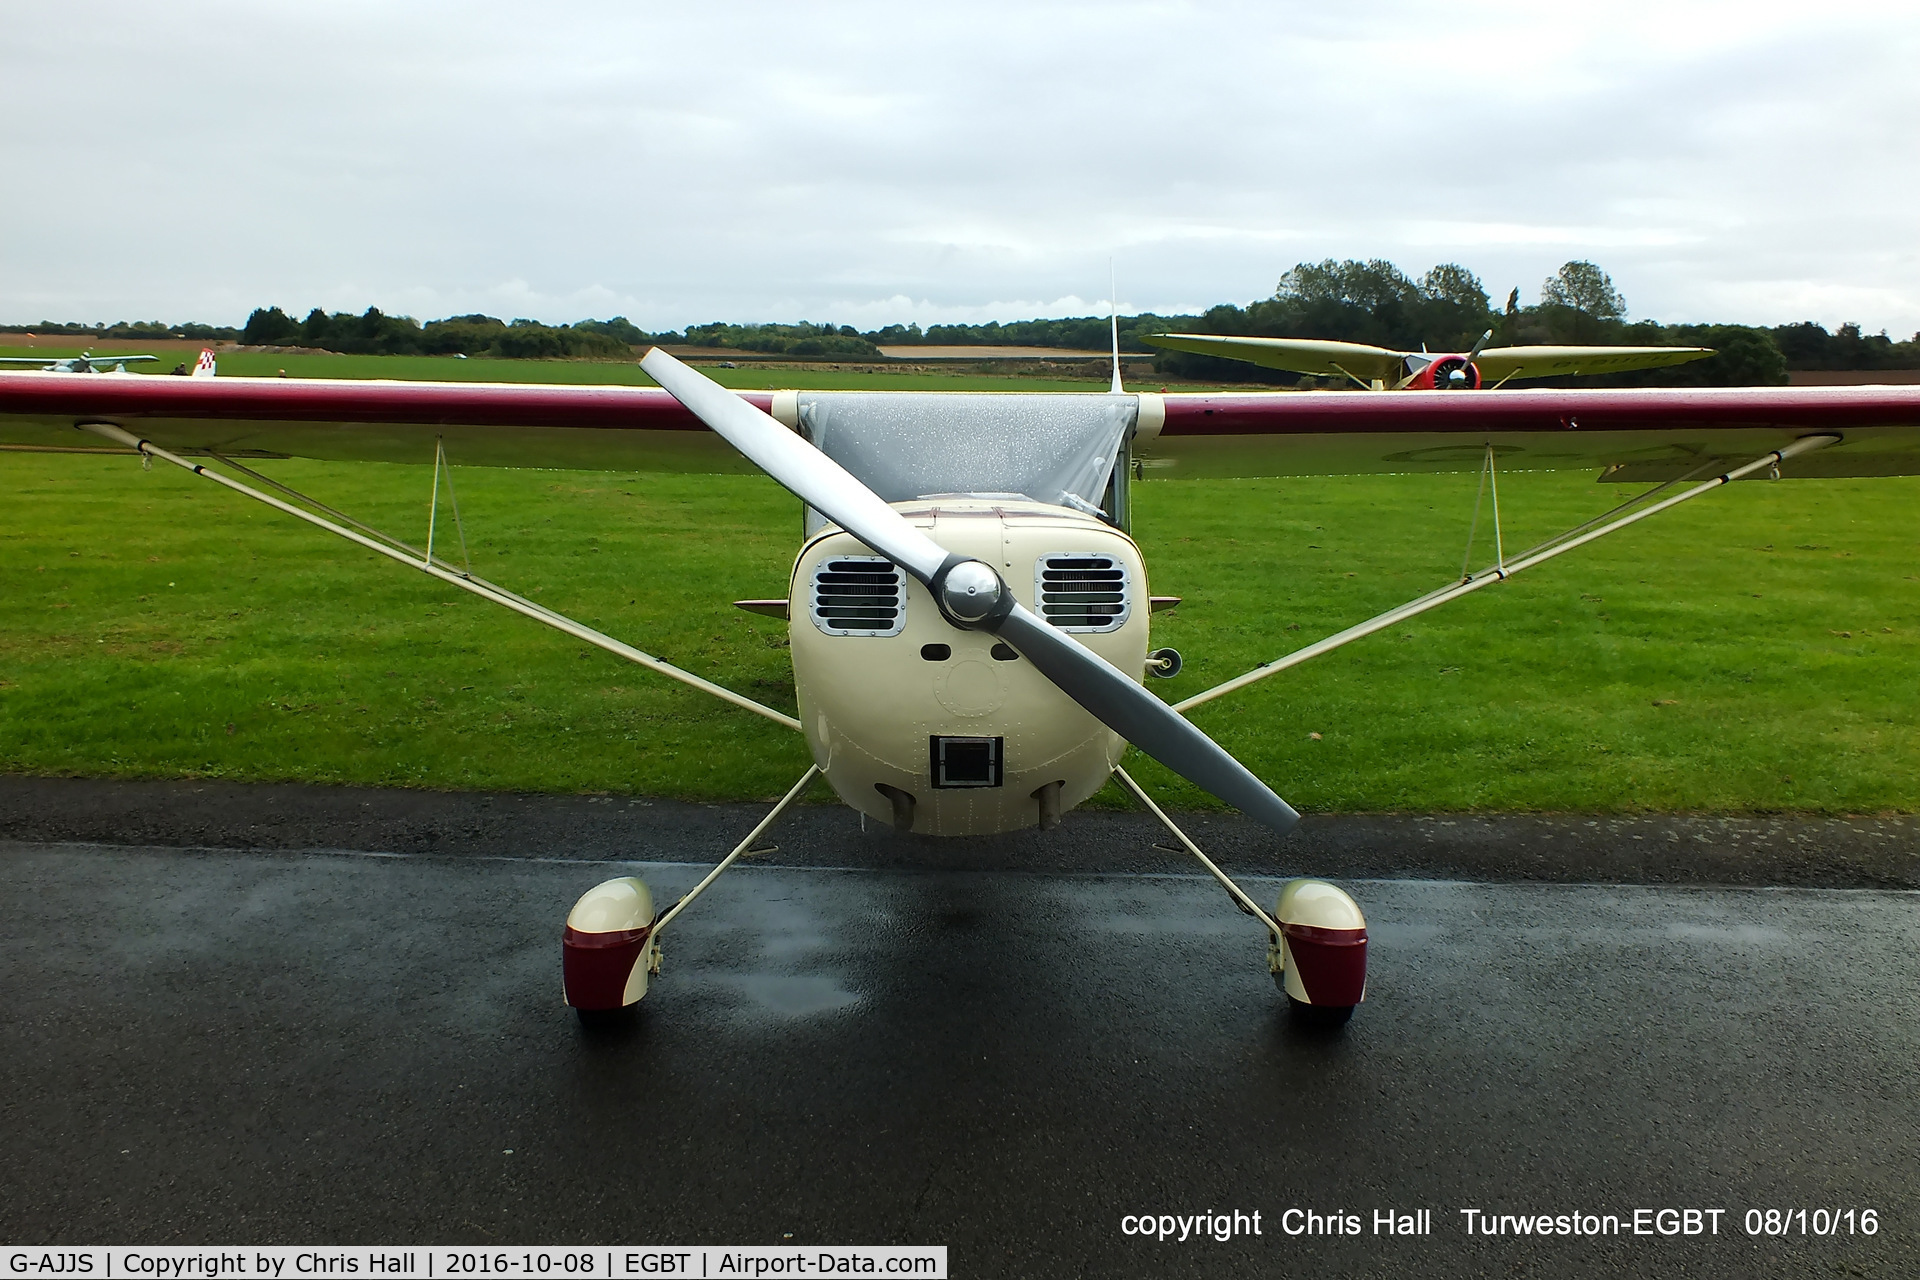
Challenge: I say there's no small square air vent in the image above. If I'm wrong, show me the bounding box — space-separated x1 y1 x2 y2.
810 556 905 636
1035 553 1131 632
930 735 1004 788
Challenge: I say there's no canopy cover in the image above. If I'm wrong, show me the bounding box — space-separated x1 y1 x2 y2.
795 392 1133 532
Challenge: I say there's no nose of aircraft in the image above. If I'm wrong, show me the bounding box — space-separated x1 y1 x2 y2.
641 346 1301 834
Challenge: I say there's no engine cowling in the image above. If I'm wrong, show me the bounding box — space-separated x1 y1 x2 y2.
1404 354 1482 390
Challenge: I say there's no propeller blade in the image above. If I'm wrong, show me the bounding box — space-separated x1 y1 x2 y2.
995 603 1300 832
641 348 949 583
642 347 1300 833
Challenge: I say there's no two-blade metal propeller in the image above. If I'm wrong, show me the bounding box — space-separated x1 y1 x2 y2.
1439 330 1497 388
1397 329 1497 390
641 348 1300 834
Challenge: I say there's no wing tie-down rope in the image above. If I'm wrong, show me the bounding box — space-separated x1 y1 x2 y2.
425 437 473 577
1175 434 1841 714
1458 442 1508 579
81 421 801 733
205 447 602 641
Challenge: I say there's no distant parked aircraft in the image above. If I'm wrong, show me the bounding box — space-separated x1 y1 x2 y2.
1144 329 1713 390
0 348 217 376
0 351 160 374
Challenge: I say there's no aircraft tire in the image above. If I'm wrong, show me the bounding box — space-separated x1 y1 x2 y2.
575 1003 640 1029
1285 993 1355 1028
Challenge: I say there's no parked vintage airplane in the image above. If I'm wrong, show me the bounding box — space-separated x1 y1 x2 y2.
0 350 160 373
1143 329 1714 390
4 355 1919 1025
0 347 216 376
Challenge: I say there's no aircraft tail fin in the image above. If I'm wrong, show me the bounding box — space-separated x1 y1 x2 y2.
192 349 217 377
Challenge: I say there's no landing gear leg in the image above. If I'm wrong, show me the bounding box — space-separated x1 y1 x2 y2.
1112 766 1366 1023
563 765 821 1020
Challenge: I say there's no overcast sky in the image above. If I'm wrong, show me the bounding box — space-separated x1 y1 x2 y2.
4 1 1916 335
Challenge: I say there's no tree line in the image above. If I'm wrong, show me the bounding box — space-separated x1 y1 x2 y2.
8 259 1917 385
233 307 637 359
1 318 242 341
866 314 1192 352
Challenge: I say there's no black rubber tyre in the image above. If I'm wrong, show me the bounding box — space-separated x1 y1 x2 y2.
574 1003 640 1029
1287 995 1355 1028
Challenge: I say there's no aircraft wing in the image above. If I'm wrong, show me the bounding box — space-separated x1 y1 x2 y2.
1141 334 1406 383
1473 345 1715 382
0 355 161 366
4 369 1920 482
0 370 760 472
1142 384 1920 481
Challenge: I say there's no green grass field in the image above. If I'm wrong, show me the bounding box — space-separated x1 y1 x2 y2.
3 352 1917 813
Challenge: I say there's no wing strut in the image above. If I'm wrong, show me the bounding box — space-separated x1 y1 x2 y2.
1174 434 1841 714
75 420 803 733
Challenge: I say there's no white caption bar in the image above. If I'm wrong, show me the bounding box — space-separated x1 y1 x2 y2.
3 1249 947 1280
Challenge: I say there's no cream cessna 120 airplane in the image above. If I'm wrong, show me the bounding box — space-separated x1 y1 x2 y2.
4 341 1920 1026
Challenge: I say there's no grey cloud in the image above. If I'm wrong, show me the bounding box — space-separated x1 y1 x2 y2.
3 1 1915 335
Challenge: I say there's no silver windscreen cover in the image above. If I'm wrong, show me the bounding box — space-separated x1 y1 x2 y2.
796 392 1136 535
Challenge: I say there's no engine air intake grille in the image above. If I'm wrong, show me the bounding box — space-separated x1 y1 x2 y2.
1035 554 1131 632
810 556 905 636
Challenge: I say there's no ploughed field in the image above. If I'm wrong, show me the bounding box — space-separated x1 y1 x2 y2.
2 355 1916 813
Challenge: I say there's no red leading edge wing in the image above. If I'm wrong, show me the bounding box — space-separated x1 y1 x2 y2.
1144 385 1920 481
3 371 1920 481
0 371 762 473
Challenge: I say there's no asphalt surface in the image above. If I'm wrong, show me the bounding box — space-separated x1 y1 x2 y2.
2 783 1918 1278
5 774 1919 886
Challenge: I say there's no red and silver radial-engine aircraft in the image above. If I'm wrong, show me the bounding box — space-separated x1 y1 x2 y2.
1143 328 1715 390
5 351 1919 1026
